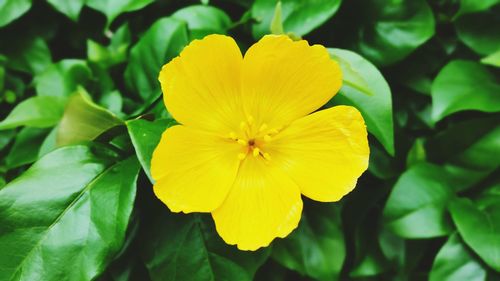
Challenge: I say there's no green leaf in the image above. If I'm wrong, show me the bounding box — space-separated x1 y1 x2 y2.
86 0 155 26
431 60 500 122
0 144 140 281
328 48 394 155
449 198 500 271
383 162 454 238
172 5 232 40
46 0 85 21
353 0 435 66
272 203 345 281
0 96 66 130
4 127 49 169
0 37 52 74
87 24 131 68
57 89 124 146
126 118 176 182
456 11 500 55
141 212 269 281
251 0 341 38
35 59 93 97
455 0 500 18
124 17 188 101
430 233 487 281
0 0 31 27
481 49 500 67
269 1 284 35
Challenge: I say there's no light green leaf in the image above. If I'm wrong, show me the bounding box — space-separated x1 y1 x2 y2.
57 89 124 146
141 212 269 281
481 49 500 67
0 37 51 74
456 11 500 55
449 198 500 271
455 0 500 18
172 5 232 40
0 0 31 27
124 17 188 101
430 233 487 281
47 0 85 21
35 59 92 97
0 96 66 130
269 1 284 35
431 60 500 122
0 144 140 281
4 127 49 169
86 0 155 26
126 118 176 182
87 23 131 68
251 0 341 38
383 162 454 238
272 204 345 281
353 0 435 66
328 48 394 155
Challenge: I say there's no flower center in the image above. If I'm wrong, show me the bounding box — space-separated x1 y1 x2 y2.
228 116 280 161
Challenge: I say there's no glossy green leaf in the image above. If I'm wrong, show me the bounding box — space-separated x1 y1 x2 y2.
449 198 500 271
57 89 123 146
0 144 140 281
35 59 93 97
431 60 500 122
272 204 345 281
0 0 31 27
0 37 51 74
430 233 487 281
86 0 155 26
172 5 232 40
328 48 394 155
251 0 341 38
47 0 85 21
352 0 435 66
0 96 66 130
4 127 49 169
126 118 176 182
456 0 500 18
124 17 188 101
88 24 131 68
481 49 500 67
456 11 500 55
383 162 454 238
141 211 269 281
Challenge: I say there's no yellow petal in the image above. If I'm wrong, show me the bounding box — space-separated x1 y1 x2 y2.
212 156 303 251
241 35 342 130
151 125 243 213
159 34 244 134
264 106 369 202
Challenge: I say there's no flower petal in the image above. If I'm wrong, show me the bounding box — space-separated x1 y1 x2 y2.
212 157 303 251
264 106 369 202
151 125 242 213
241 35 342 130
159 34 244 133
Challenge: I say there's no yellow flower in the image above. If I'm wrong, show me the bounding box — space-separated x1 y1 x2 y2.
151 34 369 251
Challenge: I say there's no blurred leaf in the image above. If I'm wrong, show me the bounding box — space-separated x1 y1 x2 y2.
383 162 454 238
141 212 269 281
481 49 500 67
0 129 16 150
0 144 140 281
0 37 52 74
0 96 66 130
328 48 394 155
430 233 487 281
269 1 285 35
172 5 232 40
57 89 124 146
449 198 500 271
35 59 93 97
5 127 49 169
86 0 155 26
272 203 345 281
406 138 426 168
0 0 31 27
352 0 435 66
456 11 500 55
124 17 188 101
88 24 131 68
47 0 85 21
431 60 500 122
126 118 176 182
251 0 341 38
456 0 500 18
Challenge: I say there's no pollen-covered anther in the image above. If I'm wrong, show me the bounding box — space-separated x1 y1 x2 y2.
252 147 260 157
237 139 247 146
263 152 271 160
